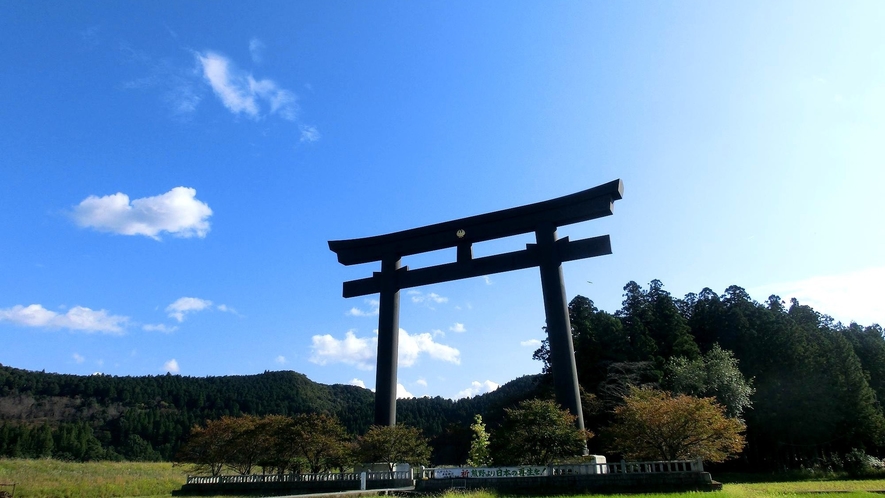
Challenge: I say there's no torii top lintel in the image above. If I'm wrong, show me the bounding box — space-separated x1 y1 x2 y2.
328 179 623 299
329 179 623 265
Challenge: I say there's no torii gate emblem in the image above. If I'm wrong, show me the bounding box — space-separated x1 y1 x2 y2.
329 179 623 432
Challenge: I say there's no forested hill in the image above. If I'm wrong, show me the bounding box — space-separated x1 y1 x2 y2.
0 363 543 462
536 281 885 471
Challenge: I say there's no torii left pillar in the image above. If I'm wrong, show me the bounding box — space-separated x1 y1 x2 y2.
375 256 401 427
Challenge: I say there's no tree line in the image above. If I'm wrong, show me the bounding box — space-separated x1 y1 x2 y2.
175 392 743 477
1 279 882 471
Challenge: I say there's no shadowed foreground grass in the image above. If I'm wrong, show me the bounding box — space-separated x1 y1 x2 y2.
4 459 885 498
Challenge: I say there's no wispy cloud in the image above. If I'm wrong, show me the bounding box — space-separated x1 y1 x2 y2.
121 40 318 139
456 380 499 399
346 299 379 317
449 323 466 333
0 304 127 334
162 359 180 374
309 328 460 370
408 290 448 307
198 51 297 121
216 304 241 317
164 297 235 322
299 125 321 143
143 323 178 333
520 339 542 347
275 355 286 365
120 45 202 119
80 26 100 49
72 187 212 240
166 297 213 322
249 38 266 64
416 378 428 387
749 266 885 326
73 353 85 364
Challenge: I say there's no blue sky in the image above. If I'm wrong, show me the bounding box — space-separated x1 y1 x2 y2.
2 1 883 400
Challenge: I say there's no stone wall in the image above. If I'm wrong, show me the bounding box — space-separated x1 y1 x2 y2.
416 471 720 494
173 478 414 496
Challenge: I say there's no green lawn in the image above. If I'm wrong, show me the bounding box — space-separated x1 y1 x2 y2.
3 459 885 498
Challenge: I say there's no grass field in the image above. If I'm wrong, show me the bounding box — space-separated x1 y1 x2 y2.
0 459 189 498
4 459 885 498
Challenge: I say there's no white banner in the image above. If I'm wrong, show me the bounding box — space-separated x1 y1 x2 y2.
434 466 547 479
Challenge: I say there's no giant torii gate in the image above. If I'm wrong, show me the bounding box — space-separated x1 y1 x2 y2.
329 179 623 431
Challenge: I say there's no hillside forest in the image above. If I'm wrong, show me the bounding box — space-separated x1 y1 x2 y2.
1 279 883 472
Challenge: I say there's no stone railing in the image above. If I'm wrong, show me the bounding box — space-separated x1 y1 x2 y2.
420 459 703 480
186 470 412 485
552 459 702 475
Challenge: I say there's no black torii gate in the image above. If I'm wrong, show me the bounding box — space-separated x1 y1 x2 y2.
329 179 623 431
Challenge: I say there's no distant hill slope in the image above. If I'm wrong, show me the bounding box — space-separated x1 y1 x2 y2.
0 363 542 462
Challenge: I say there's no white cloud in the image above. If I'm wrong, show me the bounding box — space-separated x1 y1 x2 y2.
166 297 213 322
483 276 493 285
73 353 85 364
249 38 265 64
310 330 376 370
72 187 212 240
520 339 542 347
164 298 237 322
300 125 321 143
198 51 298 121
0 304 127 334
397 383 414 399
449 323 466 333
398 330 460 366
350 378 366 388
143 323 178 333
275 355 286 365
163 359 180 374
309 328 460 370
416 378 428 387
749 266 885 326
456 380 500 399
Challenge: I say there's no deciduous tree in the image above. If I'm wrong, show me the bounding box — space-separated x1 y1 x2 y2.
466 414 491 467
287 413 352 473
606 387 745 462
357 425 431 471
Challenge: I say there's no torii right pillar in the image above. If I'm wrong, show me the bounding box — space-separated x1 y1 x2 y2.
535 222 585 434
